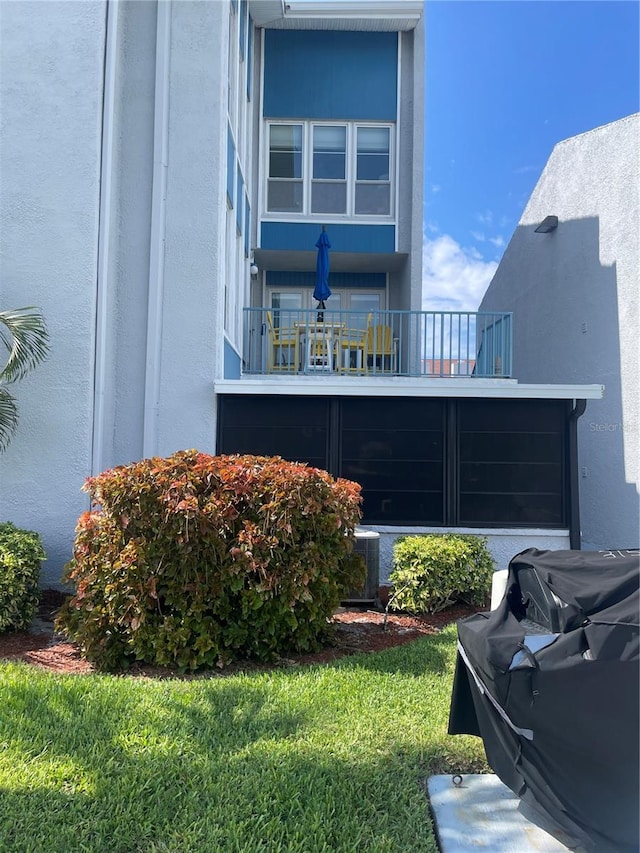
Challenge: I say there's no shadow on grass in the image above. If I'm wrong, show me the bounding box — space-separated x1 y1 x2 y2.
0 626 487 853
0 732 445 853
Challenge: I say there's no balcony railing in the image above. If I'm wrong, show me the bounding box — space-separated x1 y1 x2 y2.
242 308 512 378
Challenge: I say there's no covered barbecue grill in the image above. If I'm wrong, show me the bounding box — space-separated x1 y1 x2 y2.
449 548 639 853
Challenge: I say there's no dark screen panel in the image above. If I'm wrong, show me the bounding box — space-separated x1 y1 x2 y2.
460 494 563 526
458 399 566 527
342 460 442 492
341 397 444 430
459 399 566 432
340 398 445 524
219 396 568 529
460 432 563 463
460 462 562 493
342 430 443 462
221 395 327 428
219 396 329 470
361 491 444 525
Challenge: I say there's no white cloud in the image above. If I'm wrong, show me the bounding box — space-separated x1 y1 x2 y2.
422 234 499 312
476 210 493 226
431 184 441 194
470 230 486 242
489 235 505 248
513 164 538 175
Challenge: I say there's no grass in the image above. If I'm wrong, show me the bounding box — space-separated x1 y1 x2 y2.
0 624 487 853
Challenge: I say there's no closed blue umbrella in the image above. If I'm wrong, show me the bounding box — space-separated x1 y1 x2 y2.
313 228 332 309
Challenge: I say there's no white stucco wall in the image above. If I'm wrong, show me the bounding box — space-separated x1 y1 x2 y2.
94 0 158 472
480 115 640 549
1 1 426 589
0 0 230 586
143 0 227 458
0 0 107 586
397 22 425 312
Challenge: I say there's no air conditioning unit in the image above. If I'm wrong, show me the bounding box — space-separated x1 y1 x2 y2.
342 529 380 606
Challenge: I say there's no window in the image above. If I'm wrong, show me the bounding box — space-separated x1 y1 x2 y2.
226 126 235 208
227 5 237 125
236 165 244 233
266 121 394 217
244 193 250 257
312 126 346 214
266 288 381 313
239 0 246 59
268 125 303 213
246 19 253 100
356 127 390 215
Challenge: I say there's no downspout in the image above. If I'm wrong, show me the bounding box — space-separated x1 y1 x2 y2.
568 398 587 550
91 0 119 477
143 0 171 457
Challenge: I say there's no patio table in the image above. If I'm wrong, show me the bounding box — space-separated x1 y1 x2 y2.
295 321 345 373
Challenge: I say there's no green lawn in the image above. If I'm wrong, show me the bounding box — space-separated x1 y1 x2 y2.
0 624 487 853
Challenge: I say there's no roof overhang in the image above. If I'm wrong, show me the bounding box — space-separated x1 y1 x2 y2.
253 248 408 273
248 0 423 30
215 378 605 400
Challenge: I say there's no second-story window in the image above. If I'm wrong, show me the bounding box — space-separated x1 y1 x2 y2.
266 121 394 218
268 124 303 212
312 126 346 214
355 127 390 215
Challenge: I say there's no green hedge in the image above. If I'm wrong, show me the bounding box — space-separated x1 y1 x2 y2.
389 534 494 614
0 522 45 631
57 451 364 671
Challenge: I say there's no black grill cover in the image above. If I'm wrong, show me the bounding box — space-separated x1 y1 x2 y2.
448 548 640 853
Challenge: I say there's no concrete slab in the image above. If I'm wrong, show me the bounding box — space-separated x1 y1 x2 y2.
427 774 587 852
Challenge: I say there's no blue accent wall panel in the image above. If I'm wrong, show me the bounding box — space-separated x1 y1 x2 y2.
224 338 242 380
261 222 395 254
267 271 386 289
264 31 397 120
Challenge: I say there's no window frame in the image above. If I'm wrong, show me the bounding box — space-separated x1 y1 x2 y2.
264 287 386 312
264 120 395 220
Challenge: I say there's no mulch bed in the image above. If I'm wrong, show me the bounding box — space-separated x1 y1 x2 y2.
0 590 478 678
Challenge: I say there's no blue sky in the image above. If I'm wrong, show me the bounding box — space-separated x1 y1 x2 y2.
422 0 640 311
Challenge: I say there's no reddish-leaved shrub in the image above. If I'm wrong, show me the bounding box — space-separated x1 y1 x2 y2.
57 451 364 670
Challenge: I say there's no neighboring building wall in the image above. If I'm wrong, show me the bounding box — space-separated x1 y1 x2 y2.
480 115 640 549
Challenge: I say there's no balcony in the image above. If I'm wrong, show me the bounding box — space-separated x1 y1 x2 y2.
242 309 512 378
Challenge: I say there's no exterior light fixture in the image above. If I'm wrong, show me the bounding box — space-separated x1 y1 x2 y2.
534 215 559 233
249 263 259 277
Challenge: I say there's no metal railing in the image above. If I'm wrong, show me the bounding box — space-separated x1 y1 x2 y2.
242 308 512 378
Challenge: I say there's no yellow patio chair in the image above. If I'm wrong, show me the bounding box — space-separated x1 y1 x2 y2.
266 310 299 373
366 324 397 373
336 313 371 373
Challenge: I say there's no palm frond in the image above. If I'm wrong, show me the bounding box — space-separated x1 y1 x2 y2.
0 387 19 452
0 307 50 384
